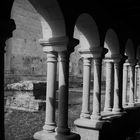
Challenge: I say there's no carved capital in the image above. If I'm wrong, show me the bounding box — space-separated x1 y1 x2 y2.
83 58 91 66
39 36 68 52
46 52 57 62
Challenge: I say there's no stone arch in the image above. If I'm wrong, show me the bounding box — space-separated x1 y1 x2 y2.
70 13 100 76
5 0 66 83
125 39 135 60
74 13 100 50
104 28 120 58
28 0 66 39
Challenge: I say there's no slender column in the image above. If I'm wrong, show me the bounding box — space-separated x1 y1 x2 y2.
122 63 129 106
112 61 122 112
134 65 138 101
80 57 91 118
128 63 135 106
56 51 70 135
43 51 57 132
137 65 140 102
104 60 113 112
91 58 102 120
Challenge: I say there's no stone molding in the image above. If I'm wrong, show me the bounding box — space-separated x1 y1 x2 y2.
39 36 79 55
104 54 122 62
125 58 138 66
46 52 58 62
39 36 69 52
78 47 107 58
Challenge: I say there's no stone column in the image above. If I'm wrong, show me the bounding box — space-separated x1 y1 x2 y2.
42 51 57 132
112 60 122 112
128 61 136 106
91 58 102 120
134 64 138 102
104 60 113 112
122 63 129 106
137 65 140 102
55 38 80 140
34 37 80 140
80 57 92 119
56 51 70 134
33 39 58 140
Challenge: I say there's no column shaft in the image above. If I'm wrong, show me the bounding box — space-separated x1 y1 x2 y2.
122 63 129 106
134 65 138 101
43 52 57 132
56 51 70 135
112 62 122 112
137 66 140 102
104 61 113 112
91 59 102 120
80 58 91 118
128 65 135 106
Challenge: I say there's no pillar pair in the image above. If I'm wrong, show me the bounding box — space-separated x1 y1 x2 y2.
122 59 137 107
135 64 140 102
104 57 123 113
34 37 80 140
79 47 106 120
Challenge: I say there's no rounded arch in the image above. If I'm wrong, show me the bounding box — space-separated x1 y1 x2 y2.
27 0 66 39
125 39 135 59
73 13 100 50
104 28 120 58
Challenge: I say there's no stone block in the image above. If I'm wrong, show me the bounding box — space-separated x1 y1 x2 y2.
5 91 39 112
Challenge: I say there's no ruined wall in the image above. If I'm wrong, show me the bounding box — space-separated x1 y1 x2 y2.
10 0 46 75
5 0 47 83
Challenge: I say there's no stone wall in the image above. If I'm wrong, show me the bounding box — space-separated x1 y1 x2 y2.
4 0 47 84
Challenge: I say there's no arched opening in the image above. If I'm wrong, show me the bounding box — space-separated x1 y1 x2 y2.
74 13 100 49
124 39 137 105
4 0 67 139
104 28 120 58
72 13 100 78
103 28 121 88
125 39 135 60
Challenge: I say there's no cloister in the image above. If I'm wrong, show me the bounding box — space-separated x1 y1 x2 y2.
2 0 140 140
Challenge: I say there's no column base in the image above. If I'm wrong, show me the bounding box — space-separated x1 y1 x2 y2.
123 103 128 108
33 130 55 140
102 111 113 116
43 123 56 132
56 127 70 135
136 99 140 103
74 118 107 140
80 112 90 119
128 103 135 107
55 132 80 140
33 130 80 140
90 114 102 120
112 107 122 112
74 118 106 130
103 107 112 112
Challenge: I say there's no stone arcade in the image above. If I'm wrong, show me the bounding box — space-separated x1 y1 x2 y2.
2 0 140 140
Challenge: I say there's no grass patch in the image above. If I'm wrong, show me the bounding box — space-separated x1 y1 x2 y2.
5 89 105 140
